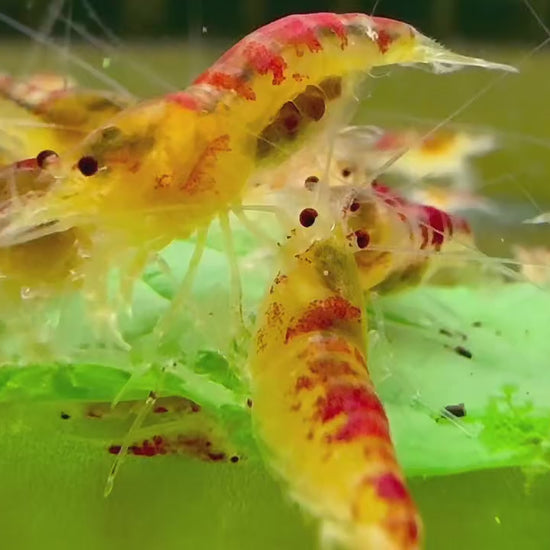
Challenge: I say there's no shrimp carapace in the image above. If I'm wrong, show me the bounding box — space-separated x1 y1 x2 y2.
249 224 422 550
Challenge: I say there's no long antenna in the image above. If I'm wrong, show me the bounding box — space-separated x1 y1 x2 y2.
0 10 135 99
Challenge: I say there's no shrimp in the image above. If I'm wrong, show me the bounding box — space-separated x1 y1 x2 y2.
0 14 515 322
0 72 131 165
248 208 421 549
331 125 497 190
249 123 499 197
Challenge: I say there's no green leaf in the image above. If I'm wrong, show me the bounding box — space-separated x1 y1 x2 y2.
1 220 549 478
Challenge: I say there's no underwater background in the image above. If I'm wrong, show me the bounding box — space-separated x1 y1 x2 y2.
0 1 549 549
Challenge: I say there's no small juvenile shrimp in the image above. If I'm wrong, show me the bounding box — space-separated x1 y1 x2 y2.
0 13 515 325
332 125 497 190
248 208 421 549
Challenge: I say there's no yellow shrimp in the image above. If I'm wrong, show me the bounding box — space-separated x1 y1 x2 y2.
248 202 421 549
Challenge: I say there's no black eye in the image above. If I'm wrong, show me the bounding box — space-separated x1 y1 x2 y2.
36 149 58 168
78 155 99 176
342 168 352 178
299 207 318 227
349 200 360 212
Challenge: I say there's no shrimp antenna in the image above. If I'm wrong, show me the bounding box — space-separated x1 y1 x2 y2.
368 32 549 189
18 0 65 76
0 10 135 100
65 5 177 93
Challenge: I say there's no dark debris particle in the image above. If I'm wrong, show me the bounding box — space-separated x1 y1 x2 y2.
454 346 472 359
444 403 466 418
472 321 482 328
230 455 240 463
439 328 453 337
60 412 71 420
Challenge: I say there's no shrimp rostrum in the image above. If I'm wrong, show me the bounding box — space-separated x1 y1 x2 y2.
0 13 515 332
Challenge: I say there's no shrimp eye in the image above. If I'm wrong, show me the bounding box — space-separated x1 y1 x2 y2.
342 168 352 178
355 229 370 249
299 208 318 227
349 200 360 212
78 155 99 176
36 149 58 168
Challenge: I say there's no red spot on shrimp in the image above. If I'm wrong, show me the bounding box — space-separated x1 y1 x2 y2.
181 134 231 194
266 16 323 55
375 29 393 53
153 406 169 414
166 91 201 111
296 376 314 392
285 296 361 342
373 472 408 501
420 205 452 250
15 157 38 170
308 358 356 381
316 385 389 442
311 13 349 49
195 71 256 101
407 518 421 542
243 41 287 85
374 131 406 152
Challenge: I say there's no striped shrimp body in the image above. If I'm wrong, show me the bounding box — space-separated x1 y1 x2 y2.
249 226 421 549
0 12 514 248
